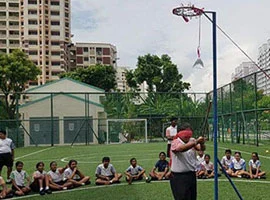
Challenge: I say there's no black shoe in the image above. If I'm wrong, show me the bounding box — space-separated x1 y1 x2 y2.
85 180 91 185
45 189 52 194
39 190 45 195
6 179 12 184
6 192 14 198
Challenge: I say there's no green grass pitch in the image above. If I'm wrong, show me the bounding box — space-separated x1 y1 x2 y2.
6 141 270 200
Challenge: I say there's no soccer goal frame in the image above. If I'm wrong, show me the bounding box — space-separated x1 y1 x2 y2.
106 119 148 144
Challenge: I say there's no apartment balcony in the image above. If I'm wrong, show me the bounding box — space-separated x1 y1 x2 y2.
0 24 6 29
9 43 20 48
9 25 19 29
8 15 19 20
8 6 19 11
9 34 19 38
0 6 6 11
0 43 6 47
0 34 7 38
0 16 6 20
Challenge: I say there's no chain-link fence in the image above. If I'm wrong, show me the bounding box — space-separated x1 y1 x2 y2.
0 70 269 147
207 69 270 146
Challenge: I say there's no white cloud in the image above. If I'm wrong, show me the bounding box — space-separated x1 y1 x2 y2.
71 0 270 92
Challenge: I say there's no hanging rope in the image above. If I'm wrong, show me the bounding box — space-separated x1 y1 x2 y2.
197 15 201 58
193 16 204 68
203 13 270 80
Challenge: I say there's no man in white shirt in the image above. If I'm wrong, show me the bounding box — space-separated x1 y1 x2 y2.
0 130 15 184
170 123 205 200
166 117 178 158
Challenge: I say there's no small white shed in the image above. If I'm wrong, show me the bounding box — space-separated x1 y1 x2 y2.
20 78 106 146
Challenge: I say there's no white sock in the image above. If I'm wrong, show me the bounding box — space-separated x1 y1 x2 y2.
45 186 49 190
40 187 43 191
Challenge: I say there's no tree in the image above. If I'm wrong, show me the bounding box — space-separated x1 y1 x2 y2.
60 64 116 92
127 54 190 92
0 49 41 119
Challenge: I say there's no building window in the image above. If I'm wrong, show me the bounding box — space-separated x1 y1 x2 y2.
84 57 89 61
96 48 102 56
51 21 60 25
28 0 37 4
9 21 19 26
28 30 37 35
28 10 37 15
28 20 38 25
51 1 60 6
51 11 60 16
29 51 38 55
76 47 83 54
52 61 60 66
51 51 60 56
51 31 60 36
51 41 60 45
0 2 6 8
83 47 88 52
29 40 38 45
103 48 110 55
9 3 19 8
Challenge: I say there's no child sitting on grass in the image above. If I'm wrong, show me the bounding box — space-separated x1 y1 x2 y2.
0 176 13 199
125 158 151 184
227 152 249 178
149 152 170 180
30 162 52 195
201 154 214 178
248 152 266 179
95 157 122 185
10 161 31 196
48 161 73 190
63 160 90 187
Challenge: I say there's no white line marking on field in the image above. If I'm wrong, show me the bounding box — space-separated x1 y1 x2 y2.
15 147 55 160
11 179 270 199
208 144 270 160
60 157 156 164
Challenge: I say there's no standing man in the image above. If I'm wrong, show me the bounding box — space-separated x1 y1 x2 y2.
166 117 178 158
170 123 205 200
0 130 15 184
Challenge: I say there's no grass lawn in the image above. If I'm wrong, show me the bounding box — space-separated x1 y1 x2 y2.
4 141 270 200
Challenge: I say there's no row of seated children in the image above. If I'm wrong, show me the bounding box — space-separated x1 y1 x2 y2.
196 149 266 179
3 152 170 197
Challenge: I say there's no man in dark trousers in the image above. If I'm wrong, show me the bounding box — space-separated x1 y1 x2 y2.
170 123 205 200
0 130 15 184
165 117 178 158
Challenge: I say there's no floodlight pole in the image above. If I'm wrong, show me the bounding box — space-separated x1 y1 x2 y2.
204 10 218 200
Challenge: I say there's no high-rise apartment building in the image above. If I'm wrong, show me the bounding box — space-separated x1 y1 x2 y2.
71 43 117 70
20 0 71 85
0 0 20 54
116 66 128 92
257 40 270 95
231 62 257 81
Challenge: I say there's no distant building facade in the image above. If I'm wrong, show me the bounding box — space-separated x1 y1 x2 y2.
68 43 117 71
231 61 257 81
257 41 270 95
116 66 128 92
0 0 20 54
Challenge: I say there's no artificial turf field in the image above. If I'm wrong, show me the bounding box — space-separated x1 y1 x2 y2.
5 141 270 200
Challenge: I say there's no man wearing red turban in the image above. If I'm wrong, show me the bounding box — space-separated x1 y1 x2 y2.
169 123 206 200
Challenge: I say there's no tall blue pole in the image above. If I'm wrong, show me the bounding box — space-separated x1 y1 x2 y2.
212 11 218 200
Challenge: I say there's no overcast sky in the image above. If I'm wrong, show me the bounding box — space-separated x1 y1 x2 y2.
70 0 270 92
